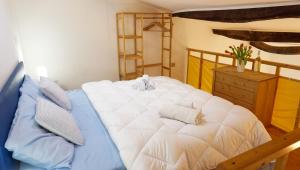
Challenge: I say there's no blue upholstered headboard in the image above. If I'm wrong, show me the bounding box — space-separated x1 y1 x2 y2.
0 62 24 170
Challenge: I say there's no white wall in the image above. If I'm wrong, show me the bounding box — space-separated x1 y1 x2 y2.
0 0 18 90
11 0 164 89
172 17 300 82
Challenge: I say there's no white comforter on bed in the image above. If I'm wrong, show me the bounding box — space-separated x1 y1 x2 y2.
82 77 271 170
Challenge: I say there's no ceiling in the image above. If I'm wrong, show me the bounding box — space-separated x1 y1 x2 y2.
139 0 300 12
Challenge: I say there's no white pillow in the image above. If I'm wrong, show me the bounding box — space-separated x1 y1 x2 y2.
35 98 84 145
40 77 72 110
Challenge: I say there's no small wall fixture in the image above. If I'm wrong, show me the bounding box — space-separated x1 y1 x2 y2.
36 66 48 78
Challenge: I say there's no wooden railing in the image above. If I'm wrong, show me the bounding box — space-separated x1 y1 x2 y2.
217 128 300 170
187 48 300 128
187 48 300 170
187 48 300 79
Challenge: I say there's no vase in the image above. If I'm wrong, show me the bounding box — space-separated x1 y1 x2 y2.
237 62 245 72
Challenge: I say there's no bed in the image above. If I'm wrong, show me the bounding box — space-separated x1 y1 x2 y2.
0 62 274 170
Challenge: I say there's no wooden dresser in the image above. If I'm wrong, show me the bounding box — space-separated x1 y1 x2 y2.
213 66 278 126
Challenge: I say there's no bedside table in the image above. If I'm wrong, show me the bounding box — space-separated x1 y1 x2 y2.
213 66 278 126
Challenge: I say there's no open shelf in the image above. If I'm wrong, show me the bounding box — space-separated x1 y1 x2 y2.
136 17 171 20
119 54 143 60
118 35 142 39
116 12 173 80
120 72 143 80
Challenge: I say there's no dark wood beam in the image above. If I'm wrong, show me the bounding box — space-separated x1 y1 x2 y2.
213 29 300 43
173 5 300 23
250 42 300 55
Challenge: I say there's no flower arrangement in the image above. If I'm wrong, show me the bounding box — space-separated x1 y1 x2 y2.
225 43 253 72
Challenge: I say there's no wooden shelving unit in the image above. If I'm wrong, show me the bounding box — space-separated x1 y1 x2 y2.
116 12 173 80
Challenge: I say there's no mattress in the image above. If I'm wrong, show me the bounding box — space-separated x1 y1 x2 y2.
19 90 125 170
82 76 271 170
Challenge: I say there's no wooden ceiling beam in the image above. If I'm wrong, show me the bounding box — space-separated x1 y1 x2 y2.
173 5 300 23
213 29 300 43
250 42 300 55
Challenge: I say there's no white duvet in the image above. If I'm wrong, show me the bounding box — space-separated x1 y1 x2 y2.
82 77 271 170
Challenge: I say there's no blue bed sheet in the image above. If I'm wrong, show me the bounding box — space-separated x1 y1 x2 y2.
20 90 125 170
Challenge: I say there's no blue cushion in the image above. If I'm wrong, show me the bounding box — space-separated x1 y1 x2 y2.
35 98 84 145
40 77 72 110
5 76 75 169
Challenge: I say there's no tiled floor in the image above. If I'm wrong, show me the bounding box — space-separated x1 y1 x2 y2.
266 126 300 170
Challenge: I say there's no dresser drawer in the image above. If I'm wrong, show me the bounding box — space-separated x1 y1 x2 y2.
214 91 234 102
234 99 255 112
214 92 254 111
214 82 255 105
215 72 258 92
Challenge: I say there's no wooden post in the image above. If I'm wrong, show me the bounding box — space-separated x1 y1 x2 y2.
276 66 281 76
116 14 121 80
186 49 190 83
141 14 144 75
274 154 289 170
161 13 164 76
253 57 262 72
134 14 137 76
122 14 126 80
215 55 219 68
168 14 173 77
294 99 300 130
198 52 204 89
232 58 236 66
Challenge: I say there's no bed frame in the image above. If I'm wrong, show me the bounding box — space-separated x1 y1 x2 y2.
0 62 24 170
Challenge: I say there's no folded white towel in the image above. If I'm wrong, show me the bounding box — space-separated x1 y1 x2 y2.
175 98 203 112
159 104 203 125
176 99 193 108
132 75 155 91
